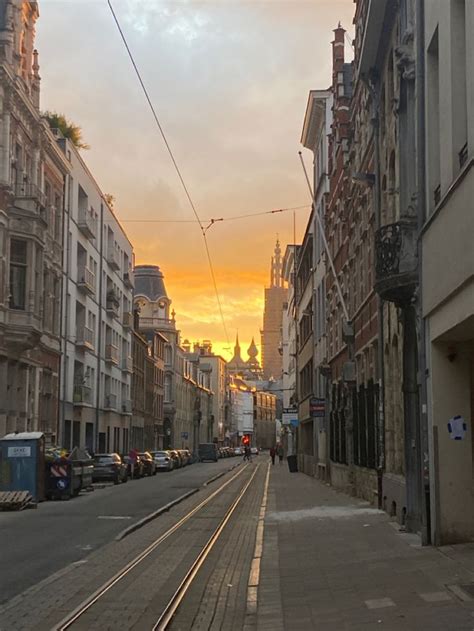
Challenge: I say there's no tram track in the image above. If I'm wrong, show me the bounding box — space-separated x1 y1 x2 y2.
52 462 260 631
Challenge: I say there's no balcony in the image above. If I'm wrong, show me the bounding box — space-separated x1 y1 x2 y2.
13 182 46 209
122 311 133 329
121 355 133 373
105 343 119 365
374 220 418 305
107 248 120 271
76 325 94 350
78 208 97 239
106 291 120 318
123 271 134 289
138 316 175 332
122 399 132 414
73 384 92 405
104 393 117 410
77 266 95 295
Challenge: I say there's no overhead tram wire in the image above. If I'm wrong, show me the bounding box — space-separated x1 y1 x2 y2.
107 0 230 348
117 204 310 226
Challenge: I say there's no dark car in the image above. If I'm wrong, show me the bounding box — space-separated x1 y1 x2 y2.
138 452 157 476
92 453 128 484
199 443 219 462
122 454 145 479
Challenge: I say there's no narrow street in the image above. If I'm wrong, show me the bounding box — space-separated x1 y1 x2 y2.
0 459 236 606
2 460 474 630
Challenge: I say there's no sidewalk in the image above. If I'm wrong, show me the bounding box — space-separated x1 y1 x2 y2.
257 463 474 631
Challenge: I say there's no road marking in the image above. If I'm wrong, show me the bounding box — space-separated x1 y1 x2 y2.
97 515 132 520
246 461 270 619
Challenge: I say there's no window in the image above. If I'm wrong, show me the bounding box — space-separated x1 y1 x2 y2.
9 239 27 310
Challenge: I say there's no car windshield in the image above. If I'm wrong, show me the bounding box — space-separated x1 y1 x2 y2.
94 456 115 464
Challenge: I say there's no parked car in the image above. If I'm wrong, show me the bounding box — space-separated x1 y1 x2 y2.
199 443 219 462
168 449 182 469
183 448 193 464
122 454 145 479
138 452 157 476
92 453 128 484
251 447 259 456
234 446 243 456
151 450 173 472
177 449 190 466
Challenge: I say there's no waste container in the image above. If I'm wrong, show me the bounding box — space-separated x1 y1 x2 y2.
287 454 298 473
0 432 45 501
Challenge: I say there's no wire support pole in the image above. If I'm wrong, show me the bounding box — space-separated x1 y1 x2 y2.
298 151 350 324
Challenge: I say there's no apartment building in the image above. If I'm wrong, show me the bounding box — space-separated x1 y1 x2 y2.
0 1 70 439
298 89 332 478
59 138 134 454
253 389 277 450
423 0 474 544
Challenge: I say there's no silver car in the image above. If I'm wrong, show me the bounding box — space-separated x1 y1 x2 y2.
151 450 173 472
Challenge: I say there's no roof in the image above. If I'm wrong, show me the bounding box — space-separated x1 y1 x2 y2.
134 265 168 301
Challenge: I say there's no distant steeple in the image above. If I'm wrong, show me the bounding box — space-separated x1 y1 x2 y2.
247 337 258 361
270 237 282 288
234 332 241 358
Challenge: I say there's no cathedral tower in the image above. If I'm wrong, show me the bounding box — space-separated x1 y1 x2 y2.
261 239 288 380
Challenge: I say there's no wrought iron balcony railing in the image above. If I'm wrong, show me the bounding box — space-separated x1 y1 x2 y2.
374 220 418 306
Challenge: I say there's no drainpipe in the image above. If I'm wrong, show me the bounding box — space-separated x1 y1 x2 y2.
95 202 104 452
59 172 69 447
415 0 430 545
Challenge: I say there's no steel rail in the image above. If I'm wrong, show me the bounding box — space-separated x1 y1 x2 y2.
53 463 250 631
154 464 260 630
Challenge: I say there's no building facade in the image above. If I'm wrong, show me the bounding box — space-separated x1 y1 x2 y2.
298 89 332 478
253 389 277 450
0 1 70 440
59 137 134 454
423 0 474 544
261 239 287 380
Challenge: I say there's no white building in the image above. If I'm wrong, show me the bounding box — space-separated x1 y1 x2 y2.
59 138 134 453
423 1 474 544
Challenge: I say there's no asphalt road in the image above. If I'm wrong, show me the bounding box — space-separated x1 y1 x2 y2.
0 458 237 605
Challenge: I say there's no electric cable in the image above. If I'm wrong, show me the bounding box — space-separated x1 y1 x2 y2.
107 0 230 347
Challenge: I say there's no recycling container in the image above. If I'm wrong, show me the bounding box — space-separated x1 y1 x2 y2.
0 432 45 501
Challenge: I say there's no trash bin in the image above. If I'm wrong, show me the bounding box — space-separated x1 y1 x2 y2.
287 454 298 473
0 432 46 501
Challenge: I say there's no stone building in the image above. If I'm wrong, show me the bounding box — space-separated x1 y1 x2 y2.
58 137 134 454
253 389 277 450
0 1 69 439
134 264 212 454
131 321 165 451
357 0 424 531
325 23 382 502
261 239 287 380
422 0 474 544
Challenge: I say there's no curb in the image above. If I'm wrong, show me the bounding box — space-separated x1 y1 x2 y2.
115 489 198 541
116 462 241 541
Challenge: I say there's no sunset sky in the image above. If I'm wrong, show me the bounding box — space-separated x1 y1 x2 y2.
37 0 354 360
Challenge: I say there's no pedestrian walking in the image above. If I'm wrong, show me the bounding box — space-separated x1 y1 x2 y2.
129 447 138 479
270 446 276 465
277 444 284 464
244 445 252 462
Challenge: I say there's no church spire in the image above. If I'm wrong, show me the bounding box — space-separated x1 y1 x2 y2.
234 332 241 358
270 237 282 287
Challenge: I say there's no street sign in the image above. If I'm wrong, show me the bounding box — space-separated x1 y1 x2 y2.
310 397 325 418
181 432 188 439
282 409 298 426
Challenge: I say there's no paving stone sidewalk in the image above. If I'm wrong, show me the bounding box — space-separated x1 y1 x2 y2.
258 463 474 631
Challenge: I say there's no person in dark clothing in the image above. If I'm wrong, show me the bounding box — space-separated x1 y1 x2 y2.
277 444 284 464
270 447 276 465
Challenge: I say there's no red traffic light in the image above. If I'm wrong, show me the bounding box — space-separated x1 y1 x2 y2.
242 435 250 445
